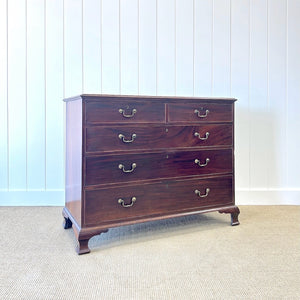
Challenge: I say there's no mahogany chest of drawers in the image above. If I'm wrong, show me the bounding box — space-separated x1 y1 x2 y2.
63 94 240 254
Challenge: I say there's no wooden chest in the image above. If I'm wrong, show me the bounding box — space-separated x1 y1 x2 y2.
63 95 240 254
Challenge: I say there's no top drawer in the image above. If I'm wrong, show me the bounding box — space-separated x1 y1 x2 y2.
85 101 165 124
168 103 233 123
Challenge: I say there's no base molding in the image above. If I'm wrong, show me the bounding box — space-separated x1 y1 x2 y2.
236 189 300 205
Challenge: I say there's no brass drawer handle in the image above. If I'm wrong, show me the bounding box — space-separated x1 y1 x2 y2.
118 133 137 143
119 108 137 118
194 108 209 118
118 197 137 208
194 132 209 140
194 158 210 167
194 188 210 198
118 163 137 173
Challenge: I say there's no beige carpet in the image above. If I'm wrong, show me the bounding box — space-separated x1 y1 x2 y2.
0 206 299 299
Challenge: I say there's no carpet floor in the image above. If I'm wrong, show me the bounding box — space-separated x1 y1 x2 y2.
0 206 299 299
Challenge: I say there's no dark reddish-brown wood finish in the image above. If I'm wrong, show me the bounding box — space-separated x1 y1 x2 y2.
86 100 165 124
168 103 233 123
85 149 232 186
63 95 240 254
84 176 234 226
85 124 233 153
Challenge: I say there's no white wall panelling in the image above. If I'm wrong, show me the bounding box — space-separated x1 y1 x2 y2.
231 0 250 190
287 0 300 188
194 0 213 96
27 0 46 190
249 0 269 190
120 0 139 95
138 0 156 95
1 0 300 205
102 0 120 94
212 0 231 96
268 0 287 188
0 0 8 191
64 0 82 97
156 0 175 95
45 0 64 191
83 0 102 93
176 0 193 96
7 0 27 190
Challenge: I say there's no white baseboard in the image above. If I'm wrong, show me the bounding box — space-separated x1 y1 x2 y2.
0 190 64 206
0 189 299 206
236 189 300 205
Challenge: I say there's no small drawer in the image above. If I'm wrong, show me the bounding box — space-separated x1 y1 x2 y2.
168 103 233 123
85 149 233 186
85 124 233 153
85 101 165 124
84 176 233 226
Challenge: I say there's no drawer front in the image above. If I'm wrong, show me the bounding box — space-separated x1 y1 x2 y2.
85 149 232 186
86 124 233 153
168 103 233 123
85 101 165 124
84 176 233 226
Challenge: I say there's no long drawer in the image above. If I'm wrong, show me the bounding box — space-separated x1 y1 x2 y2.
167 103 233 123
85 124 233 153
85 149 233 186
85 100 165 124
84 176 233 226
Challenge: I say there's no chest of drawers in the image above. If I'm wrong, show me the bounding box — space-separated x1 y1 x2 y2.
62 95 240 254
